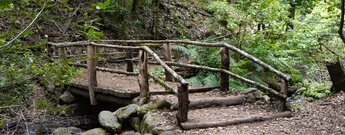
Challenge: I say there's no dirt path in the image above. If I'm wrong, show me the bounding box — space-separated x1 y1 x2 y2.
169 91 345 135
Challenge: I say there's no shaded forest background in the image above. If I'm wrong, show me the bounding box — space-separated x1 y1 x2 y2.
0 0 344 107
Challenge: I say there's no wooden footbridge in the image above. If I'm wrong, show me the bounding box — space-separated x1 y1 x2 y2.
47 40 291 128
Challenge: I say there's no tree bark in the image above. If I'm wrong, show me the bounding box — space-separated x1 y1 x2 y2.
177 83 189 124
87 45 97 105
163 43 174 81
339 0 345 44
171 96 244 110
220 47 230 91
326 60 345 92
138 50 149 105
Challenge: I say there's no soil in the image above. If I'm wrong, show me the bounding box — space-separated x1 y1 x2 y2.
161 91 345 135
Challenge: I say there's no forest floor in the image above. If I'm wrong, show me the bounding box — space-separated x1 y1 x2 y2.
161 90 345 135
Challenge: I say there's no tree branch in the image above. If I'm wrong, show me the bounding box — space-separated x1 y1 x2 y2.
339 0 345 44
0 1 46 49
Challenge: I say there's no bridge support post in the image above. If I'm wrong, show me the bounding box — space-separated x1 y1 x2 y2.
58 47 67 60
163 43 173 81
280 79 288 111
220 47 229 91
126 48 134 72
87 45 97 105
177 83 189 124
138 50 149 105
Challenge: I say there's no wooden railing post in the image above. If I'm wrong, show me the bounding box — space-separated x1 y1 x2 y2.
138 50 149 105
87 45 97 105
220 47 230 91
177 83 189 124
163 43 173 81
126 46 134 72
280 79 288 111
58 47 67 60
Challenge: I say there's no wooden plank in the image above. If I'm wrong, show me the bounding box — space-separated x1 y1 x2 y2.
138 50 149 105
220 47 229 91
87 45 97 105
68 83 139 98
163 43 173 81
177 83 189 124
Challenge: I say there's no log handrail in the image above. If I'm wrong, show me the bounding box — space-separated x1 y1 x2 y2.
48 40 290 81
95 40 290 81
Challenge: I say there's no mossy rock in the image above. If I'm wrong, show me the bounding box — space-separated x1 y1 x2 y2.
98 111 121 133
81 128 106 135
114 104 139 122
140 112 165 134
137 102 157 116
51 127 82 135
130 117 141 132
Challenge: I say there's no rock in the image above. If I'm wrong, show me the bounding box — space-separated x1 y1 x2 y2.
262 95 271 102
59 90 76 104
155 99 172 109
121 131 141 135
98 110 121 133
160 131 174 135
240 88 257 94
137 102 158 116
114 104 139 122
152 126 177 135
130 117 141 132
81 128 106 135
51 127 82 135
140 112 165 134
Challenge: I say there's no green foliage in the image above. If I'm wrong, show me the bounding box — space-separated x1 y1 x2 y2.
295 81 332 100
32 59 79 89
36 98 68 114
0 118 4 127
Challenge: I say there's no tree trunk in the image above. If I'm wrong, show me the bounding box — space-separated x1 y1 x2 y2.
326 60 345 92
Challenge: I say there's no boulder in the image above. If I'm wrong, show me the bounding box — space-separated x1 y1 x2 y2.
155 99 172 109
152 126 177 135
137 102 157 116
51 127 82 135
140 112 165 134
114 104 139 122
81 128 106 135
130 117 141 132
121 131 141 135
59 90 76 104
98 111 121 133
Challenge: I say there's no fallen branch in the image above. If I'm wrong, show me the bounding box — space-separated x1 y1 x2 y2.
0 1 46 49
149 73 177 94
171 96 244 110
181 111 292 130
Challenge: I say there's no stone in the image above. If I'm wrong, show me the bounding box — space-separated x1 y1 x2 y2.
59 90 76 104
155 99 172 109
121 131 141 135
140 112 165 134
160 131 174 135
130 117 141 132
152 126 177 135
137 102 157 116
240 88 258 94
51 127 82 135
98 110 121 133
114 104 139 122
81 128 106 135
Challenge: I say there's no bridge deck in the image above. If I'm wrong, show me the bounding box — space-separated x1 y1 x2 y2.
69 70 207 99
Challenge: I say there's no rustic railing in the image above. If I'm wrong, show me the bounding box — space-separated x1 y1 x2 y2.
47 40 290 124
